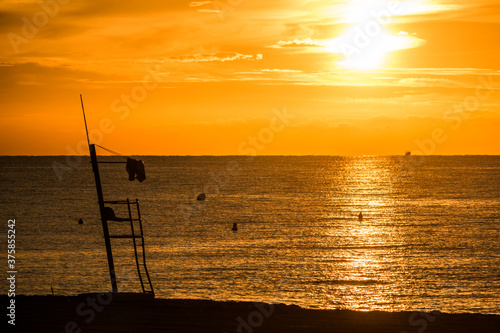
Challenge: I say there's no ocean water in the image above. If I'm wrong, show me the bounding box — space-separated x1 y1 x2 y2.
0 155 499 314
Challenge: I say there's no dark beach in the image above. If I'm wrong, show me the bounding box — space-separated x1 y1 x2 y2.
5 294 500 333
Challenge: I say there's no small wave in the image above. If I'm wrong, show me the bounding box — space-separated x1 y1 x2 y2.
309 279 389 286
305 244 410 250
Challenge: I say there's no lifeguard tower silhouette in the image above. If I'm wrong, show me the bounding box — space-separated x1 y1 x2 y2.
82 95 154 297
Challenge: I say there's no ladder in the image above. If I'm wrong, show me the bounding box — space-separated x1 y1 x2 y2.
103 198 154 296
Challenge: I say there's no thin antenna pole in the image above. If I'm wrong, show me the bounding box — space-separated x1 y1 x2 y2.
81 94 118 293
80 94 90 147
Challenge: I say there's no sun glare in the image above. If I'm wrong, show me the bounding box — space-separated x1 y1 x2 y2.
343 0 392 23
324 29 424 70
326 0 429 70
343 0 441 23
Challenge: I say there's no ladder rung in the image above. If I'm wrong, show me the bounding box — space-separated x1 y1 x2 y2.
107 218 141 222
99 196 153 296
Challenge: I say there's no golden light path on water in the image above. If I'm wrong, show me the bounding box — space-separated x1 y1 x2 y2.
313 157 406 311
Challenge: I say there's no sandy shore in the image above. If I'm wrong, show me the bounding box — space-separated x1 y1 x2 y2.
4 294 499 332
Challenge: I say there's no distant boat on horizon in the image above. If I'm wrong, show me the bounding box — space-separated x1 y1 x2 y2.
405 151 411 156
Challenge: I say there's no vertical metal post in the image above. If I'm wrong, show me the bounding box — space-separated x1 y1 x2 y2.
89 144 118 293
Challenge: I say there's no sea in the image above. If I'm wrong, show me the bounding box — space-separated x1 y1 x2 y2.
0 155 499 314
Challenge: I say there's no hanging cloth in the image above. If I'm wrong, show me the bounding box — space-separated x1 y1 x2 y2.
126 158 146 182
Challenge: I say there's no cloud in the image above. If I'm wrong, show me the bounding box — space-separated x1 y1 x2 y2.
197 9 220 13
168 52 263 62
2 52 263 70
378 68 500 77
397 78 462 87
189 1 212 7
271 38 325 48
261 69 303 73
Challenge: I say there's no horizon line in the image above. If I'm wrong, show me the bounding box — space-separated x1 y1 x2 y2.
1 154 499 157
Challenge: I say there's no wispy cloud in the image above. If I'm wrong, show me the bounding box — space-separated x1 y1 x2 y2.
189 0 220 13
189 1 212 7
261 69 303 73
397 77 462 87
1 51 264 69
271 38 325 48
197 9 221 13
168 52 263 63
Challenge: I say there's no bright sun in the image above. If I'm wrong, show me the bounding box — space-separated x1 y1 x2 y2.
338 31 423 70
324 30 423 70
324 0 428 70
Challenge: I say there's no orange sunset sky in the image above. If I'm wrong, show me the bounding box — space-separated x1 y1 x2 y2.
0 0 499 155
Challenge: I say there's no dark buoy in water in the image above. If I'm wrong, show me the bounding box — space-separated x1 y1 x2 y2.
78 218 84 225
358 212 363 220
197 193 206 201
232 223 238 231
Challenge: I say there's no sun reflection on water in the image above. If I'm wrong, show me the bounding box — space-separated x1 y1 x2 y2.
312 157 407 311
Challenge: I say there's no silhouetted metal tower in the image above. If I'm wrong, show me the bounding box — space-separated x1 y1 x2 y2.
82 95 154 296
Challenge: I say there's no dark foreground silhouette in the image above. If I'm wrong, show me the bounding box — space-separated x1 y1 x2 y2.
5 294 499 333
